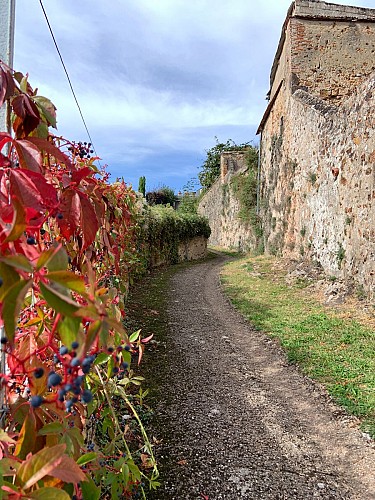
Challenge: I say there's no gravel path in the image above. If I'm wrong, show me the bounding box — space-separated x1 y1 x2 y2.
148 253 375 499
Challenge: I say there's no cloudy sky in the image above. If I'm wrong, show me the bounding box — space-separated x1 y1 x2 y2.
13 0 375 192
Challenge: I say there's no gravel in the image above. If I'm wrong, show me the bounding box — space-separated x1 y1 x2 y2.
147 254 375 499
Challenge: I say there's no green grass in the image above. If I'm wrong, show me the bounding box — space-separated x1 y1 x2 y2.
221 254 375 437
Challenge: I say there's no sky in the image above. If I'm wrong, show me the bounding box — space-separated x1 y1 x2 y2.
13 0 375 192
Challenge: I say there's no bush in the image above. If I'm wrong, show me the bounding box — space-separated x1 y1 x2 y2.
143 206 211 265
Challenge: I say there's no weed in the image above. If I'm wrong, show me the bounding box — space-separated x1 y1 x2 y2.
336 243 345 269
308 172 317 185
300 226 306 237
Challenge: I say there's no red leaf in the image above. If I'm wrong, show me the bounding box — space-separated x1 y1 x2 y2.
71 167 94 185
57 189 81 239
27 137 74 171
13 139 42 173
78 192 99 250
12 94 40 137
0 132 13 151
9 169 58 213
48 453 87 484
0 66 15 107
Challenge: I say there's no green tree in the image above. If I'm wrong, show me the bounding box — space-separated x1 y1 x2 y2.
138 175 146 196
146 185 176 206
198 138 251 190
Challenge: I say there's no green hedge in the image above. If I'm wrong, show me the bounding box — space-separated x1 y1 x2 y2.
144 206 211 265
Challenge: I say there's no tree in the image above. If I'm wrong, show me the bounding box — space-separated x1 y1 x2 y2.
146 185 176 206
198 138 251 190
138 175 146 196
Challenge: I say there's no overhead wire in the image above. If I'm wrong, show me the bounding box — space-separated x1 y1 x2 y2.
38 0 101 165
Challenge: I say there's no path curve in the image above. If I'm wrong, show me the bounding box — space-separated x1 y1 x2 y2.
149 254 375 499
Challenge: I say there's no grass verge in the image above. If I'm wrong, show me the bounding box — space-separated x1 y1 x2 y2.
221 254 375 437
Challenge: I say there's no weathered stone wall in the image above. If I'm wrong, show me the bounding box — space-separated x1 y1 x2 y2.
258 0 375 298
260 72 375 298
149 235 208 268
290 18 375 103
198 152 257 252
178 236 207 262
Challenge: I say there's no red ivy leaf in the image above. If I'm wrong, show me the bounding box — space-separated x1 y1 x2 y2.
78 192 99 250
27 137 74 171
57 189 81 240
71 167 94 185
9 168 58 213
13 139 42 173
12 94 41 137
0 66 15 107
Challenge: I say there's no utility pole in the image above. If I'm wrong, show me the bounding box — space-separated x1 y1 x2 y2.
0 0 16 132
0 0 15 427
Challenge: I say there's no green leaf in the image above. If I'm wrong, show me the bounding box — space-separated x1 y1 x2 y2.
38 422 64 436
121 464 129 486
93 352 111 365
58 316 81 347
129 329 141 343
47 270 86 294
40 282 80 316
76 452 97 466
81 475 101 500
2 279 32 342
0 262 20 301
36 244 68 272
29 487 70 499
0 255 33 273
83 320 101 352
32 95 57 128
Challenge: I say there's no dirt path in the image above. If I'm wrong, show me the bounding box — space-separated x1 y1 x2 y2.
147 253 375 499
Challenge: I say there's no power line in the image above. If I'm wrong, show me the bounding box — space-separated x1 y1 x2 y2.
38 0 100 164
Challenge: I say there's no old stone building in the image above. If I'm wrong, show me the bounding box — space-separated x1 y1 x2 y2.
257 0 375 297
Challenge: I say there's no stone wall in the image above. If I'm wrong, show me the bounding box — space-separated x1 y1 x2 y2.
290 17 375 103
149 235 208 268
198 152 257 252
260 72 375 298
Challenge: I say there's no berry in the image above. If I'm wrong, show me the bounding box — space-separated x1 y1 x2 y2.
0 336 7 344
121 362 129 370
71 341 79 349
117 345 123 352
70 357 80 367
108 347 114 353
40 228 46 235
87 443 95 451
57 213 64 220
65 399 74 412
74 376 84 386
64 383 72 392
34 368 44 379
82 389 93 404
30 395 44 408
26 236 36 245
124 345 131 352
0 277 3 287
48 372 62 387
53 354 59 364
82 357 92 367
112 367 119 375
57 389 66 402
59 345 68 355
